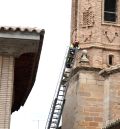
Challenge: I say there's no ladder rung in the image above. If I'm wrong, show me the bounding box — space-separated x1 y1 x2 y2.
58 94 64 96
55 108 61 110
50 126 56 128
57 99 64 101
61 85 66 87
59 89 65 92
50 123 57 126
53 112 60 115
65 71 70 74
53 117 58 119
54 109 60 112
56 102 62 105
63 74 68 78
61 81 67 85
57 98 64 101
55 107 61 110
55 106 61 108
51 121 58 124
62 79 68 82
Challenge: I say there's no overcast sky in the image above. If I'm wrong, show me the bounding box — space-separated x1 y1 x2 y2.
0 0 72 129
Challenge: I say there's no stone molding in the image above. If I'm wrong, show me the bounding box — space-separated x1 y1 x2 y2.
80 30 92 43
72 66 101 77
99 65 120 77
103 26 119 43
79 42 120 51
81 0 95 27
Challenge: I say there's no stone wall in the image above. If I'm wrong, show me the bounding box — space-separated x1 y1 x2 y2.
104 72 120 124
62 70 104 129
62 67 120 129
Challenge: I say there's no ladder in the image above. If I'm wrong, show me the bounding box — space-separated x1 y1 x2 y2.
45 47 78 129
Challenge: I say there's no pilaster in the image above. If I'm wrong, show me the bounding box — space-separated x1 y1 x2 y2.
0 56 14 129
103 77 110 126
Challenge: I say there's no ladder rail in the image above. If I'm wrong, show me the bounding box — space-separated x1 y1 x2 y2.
56 99 65 129
54 46 70 100
47 98 57 129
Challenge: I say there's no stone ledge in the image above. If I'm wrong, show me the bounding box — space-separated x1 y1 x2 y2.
80 42 120 51
99 65 120 77
72 66 101 77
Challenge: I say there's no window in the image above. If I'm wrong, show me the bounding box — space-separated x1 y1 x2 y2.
104 0 117 22
108 55 114 65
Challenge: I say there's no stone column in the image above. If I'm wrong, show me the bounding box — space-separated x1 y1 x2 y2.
0 56 14 129
99 66 120 127
103 77 110 126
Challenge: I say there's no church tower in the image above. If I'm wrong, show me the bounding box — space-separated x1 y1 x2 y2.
62 0 120 128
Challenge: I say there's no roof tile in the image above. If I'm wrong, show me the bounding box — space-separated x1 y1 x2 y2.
0 26 43 33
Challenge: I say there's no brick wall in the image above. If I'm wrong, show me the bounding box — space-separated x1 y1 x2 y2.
0 56 14 129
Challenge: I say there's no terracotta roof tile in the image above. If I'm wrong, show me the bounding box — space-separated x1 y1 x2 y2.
0 26 43 33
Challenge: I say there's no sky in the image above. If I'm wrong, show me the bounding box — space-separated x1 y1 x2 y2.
0 0 72 129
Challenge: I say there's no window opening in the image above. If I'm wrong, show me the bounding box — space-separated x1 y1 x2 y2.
108 55 113 65
104 0 117 22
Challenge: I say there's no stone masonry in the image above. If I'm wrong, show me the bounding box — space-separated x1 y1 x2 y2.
62 0 120 129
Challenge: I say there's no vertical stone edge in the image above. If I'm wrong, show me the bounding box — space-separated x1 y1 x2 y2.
0 56 14 129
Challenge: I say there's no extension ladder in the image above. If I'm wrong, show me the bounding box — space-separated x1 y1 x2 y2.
45 47 78 129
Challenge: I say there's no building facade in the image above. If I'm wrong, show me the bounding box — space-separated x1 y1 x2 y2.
62 0 120 129
0 26 44 129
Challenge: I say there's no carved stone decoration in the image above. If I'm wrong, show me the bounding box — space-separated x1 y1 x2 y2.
83 0 92 11
81 0 94 27
80 30 92 43
99 64 120 77
103 26 118 43
80 49 89 63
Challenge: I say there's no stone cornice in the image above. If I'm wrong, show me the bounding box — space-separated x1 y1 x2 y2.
72 65 120 78
80 42 120 51
99 65 120 77
72 66 101 77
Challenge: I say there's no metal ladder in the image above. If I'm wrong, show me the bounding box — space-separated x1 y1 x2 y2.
45 47 78 129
